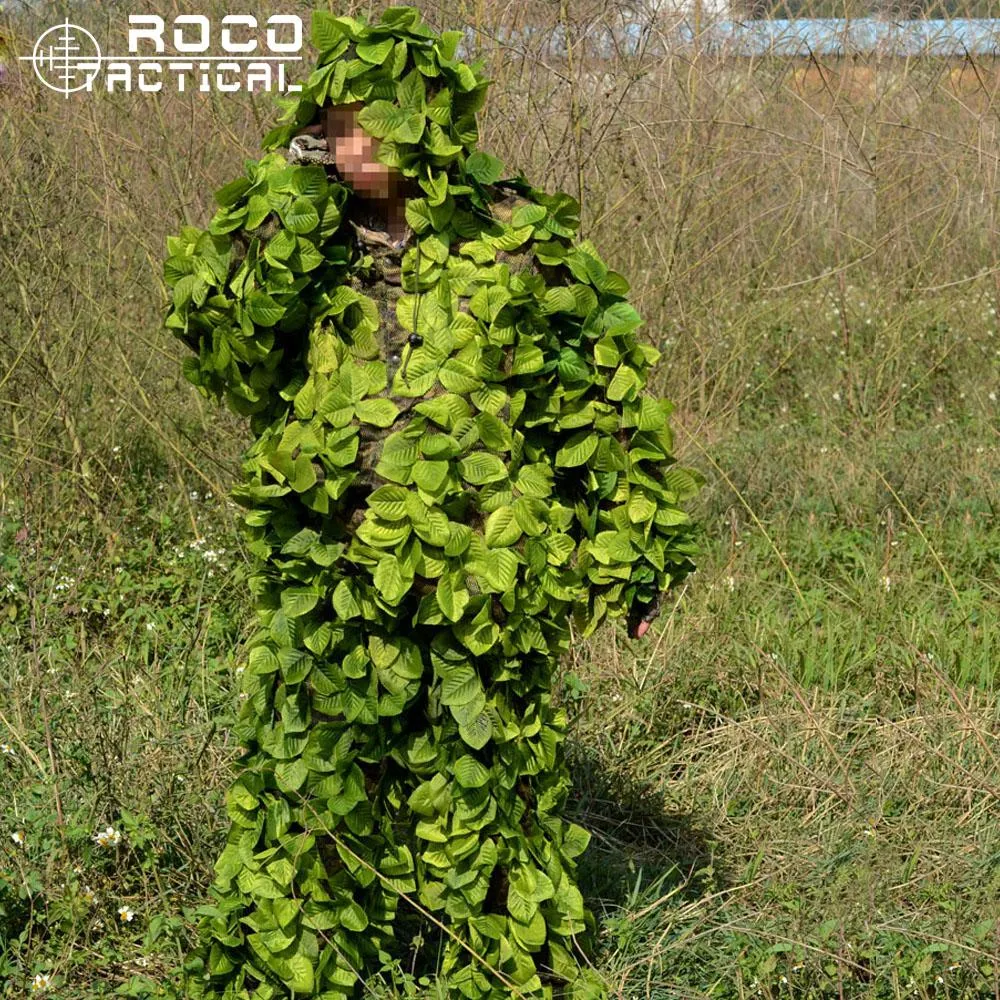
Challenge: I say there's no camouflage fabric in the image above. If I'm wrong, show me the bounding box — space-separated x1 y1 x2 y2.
339 188 538 495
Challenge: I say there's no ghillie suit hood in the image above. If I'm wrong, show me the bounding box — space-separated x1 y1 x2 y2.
262 7 499 207
165 8 702 1000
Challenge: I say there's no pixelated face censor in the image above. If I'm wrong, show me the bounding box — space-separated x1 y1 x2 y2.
324 101 396 199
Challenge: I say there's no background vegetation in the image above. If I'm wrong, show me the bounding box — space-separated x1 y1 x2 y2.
1 1 998 997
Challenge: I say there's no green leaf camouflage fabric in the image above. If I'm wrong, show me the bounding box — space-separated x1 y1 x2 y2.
165 7 702 999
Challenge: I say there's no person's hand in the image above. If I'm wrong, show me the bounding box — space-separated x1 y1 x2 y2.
626 592 663 639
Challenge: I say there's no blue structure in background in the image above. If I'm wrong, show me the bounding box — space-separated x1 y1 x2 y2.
698 18 1000 56
467 19 1000 59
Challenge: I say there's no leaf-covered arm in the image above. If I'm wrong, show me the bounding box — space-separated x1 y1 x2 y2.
163 154 351 436
475 180 704 637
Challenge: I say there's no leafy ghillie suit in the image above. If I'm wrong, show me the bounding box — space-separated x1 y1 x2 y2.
164 7 701 999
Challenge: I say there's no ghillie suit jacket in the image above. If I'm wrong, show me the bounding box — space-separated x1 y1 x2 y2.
165 8 701 1000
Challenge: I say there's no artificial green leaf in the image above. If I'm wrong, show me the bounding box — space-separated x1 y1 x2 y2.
606 363 641 401
367 485 410 520
437 573 469 622
555 431 598 468
465 151 503 185
484 506 522 547
458 453 507 485
340 899 369 931
281 586 320 618
356 37 394 64
286 953 314 993
453 755 490 788
373 555 411 603
355 397 399 427
246 291 284 327
412 459 449 492
441 665 481 706
458 712 492 750
281 197 320 235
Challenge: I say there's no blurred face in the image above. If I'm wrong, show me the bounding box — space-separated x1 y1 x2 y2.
324 101 396 199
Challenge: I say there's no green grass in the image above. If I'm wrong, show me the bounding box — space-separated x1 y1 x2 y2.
2 385 997 998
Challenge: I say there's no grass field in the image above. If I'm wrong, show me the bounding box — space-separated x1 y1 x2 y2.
1 2 999 998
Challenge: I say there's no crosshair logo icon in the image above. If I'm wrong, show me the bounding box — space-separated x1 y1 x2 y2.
29 20 102 95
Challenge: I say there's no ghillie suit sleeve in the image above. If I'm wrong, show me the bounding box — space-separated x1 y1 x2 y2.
164 8 702 1000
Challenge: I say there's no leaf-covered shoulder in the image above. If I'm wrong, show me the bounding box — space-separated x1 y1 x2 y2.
162 152 354 431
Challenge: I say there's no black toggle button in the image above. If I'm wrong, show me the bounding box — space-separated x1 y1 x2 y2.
408 333 423 347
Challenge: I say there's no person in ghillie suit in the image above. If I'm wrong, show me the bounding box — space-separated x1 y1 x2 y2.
164 7 702 999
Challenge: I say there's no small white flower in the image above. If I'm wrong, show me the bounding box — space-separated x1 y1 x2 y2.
989 392 997 402
936 976 944 984
82 885 97 904
11 830 25 846
791 964 804 972
779 976 788 985
235 666 245 676
819 446 829 454
93 825 122 847
31 973 51 991
72 865 82 875
948 964 960 971
4 581 15 593
118 905 135 923
135 956 149 967
145 622 155 632
862 826 876 837
881 576 891 592
189 490 200 500
1 743 15 756
726 575 736 591
112 446 121 454
832 391 841 402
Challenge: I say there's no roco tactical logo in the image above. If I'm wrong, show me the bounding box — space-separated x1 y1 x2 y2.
22 15 303 96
